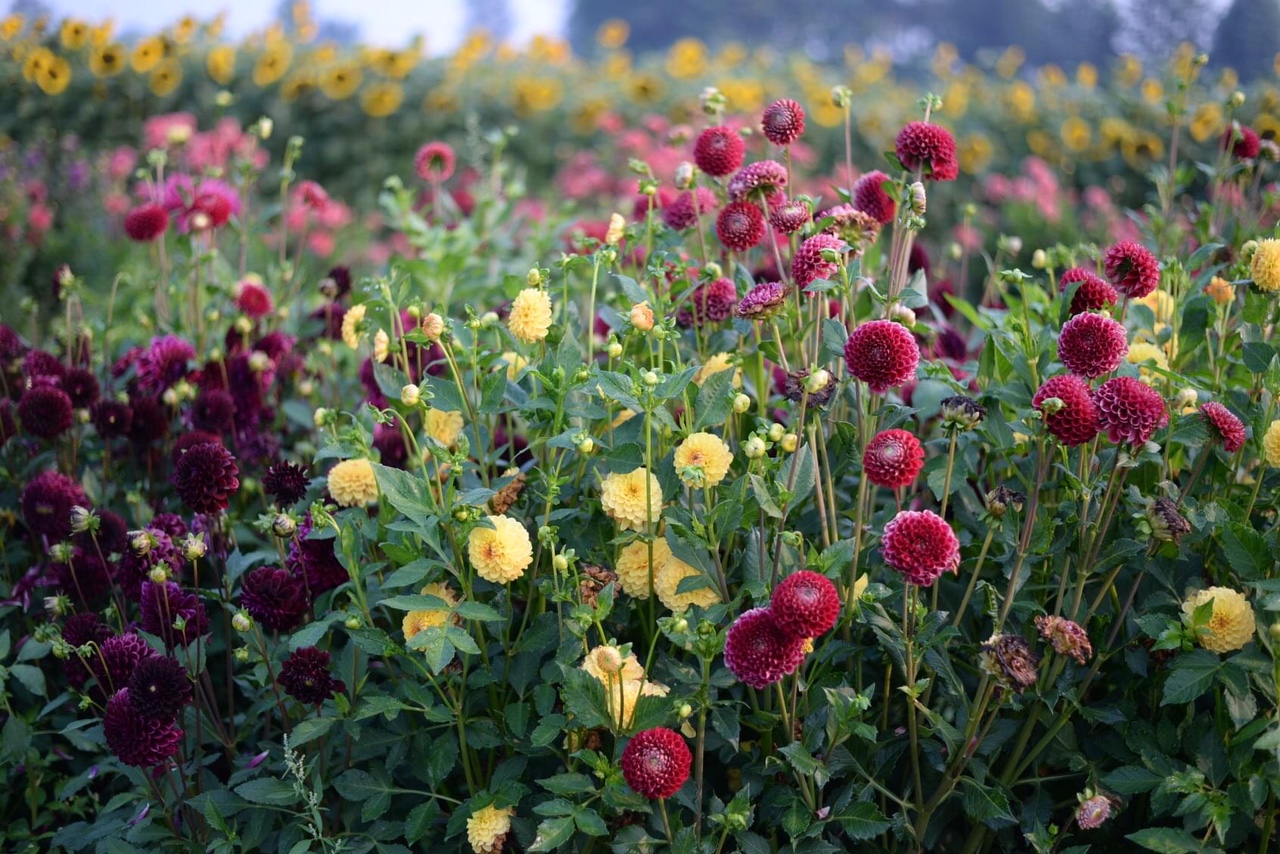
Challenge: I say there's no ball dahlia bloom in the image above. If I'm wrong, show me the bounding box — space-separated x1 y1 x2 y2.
468 515 533 583
843 319 920 394
736 281 789 320
881 510 960 586
466 804 514 854
654 548 719 612
140 581 209 648
1103 240 1160 299
508 287 553 343
136 334 196 392
662 188 718 230
1264 420 1280 467
715 200 766 251
1056 312 1128 378
1199 402 1245 453
771 570 840 639
863 428 925 489
792 233 845 289
769 197 811 234
615 537 670 599
724 607 807 688
1059 267 1118 316
104 688 182 767
693 126 745 177
17 385 73 439
677 278 737 327
127 655 192 722
123 203 170 242
1222 122 1261 160
402 581 459 641
1033 374 1100 447
20 470 87 542
263 460 310 506
674 431 733 488
173 441 240 514
328 458 378 507
761 98 806 146
1182 587 1256 653
1251 238 1280 293
240 566 310 632
727 159 788 201
852 170 896 225
894 121 959 181
1093 376 1168 446
286 513 350 595
278 646 346 704
601 467 664 530
621 727 693 799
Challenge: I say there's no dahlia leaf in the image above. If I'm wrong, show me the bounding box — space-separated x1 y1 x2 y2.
1161 650 1221 706
836 802 892 840
1125 827 1202 854
528 816 576 851
233 777 297 807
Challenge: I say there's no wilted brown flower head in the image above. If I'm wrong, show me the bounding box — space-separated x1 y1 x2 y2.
980 633 1041 694
1034 615 1094 665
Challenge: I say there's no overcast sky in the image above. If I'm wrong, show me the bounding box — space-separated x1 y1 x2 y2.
42 0 570 53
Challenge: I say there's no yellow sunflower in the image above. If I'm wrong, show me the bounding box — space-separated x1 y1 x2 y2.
319 63 362 100
360 82 403 117
149 59 182 97
89 44 125 78
207 45 236 85
131 36 165 73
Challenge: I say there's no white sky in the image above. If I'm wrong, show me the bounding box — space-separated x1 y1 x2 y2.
41 0 570 53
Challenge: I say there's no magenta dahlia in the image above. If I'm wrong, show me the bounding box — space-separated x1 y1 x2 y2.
1059 267 1119 316
104 688 182 767
895 122 959 181
677 278 737 327
1094 376 1168 446
724 607 807 688
139 581 209 648
769 198 811 234
191 389 235 434
17 385 73 439
881 510 961 586
90 399 132 439
135 335 195 393
693 126 745 177
863 428 925 489
21 470 87 541
1199 401 1245 452
172 441 239 514
1033 375 1100 446
770 570 840 639
1222 123 1261 160
123 203 170 242
287 513 349 595
1057 312 1128 379
853 170 896 225
736 281 790 320
62 367 100 409
621 727 692 799
414 141 456 182
278 646 346 705
662 188 718 231
727 160 788 201
843 320 920 394
127 655 191 722
792 233 846 289
240 566 310 632
716 201 766 251
761 99 806 146
1103 241 1160 299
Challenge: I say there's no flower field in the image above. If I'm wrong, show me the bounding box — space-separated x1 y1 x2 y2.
3 7 1280 854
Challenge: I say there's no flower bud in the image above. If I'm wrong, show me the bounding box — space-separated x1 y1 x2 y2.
630 301 655 332
948 242 963 261
744 435 767 459
162 388 179 406
1242 240 1259 262
1270 623 1280 641
257 117 273 140
1147 497 1191 543
214 90 234 107
148 565 168 584
642 370 659 387
314 407 329 428
768 423 785 442
400 384 421 407
607 340 623 359
679 703 693 719
232 611 252 632
50 542 74 563
345 615 361 630
130 531 152 556
576 435 595 454
272 514 297 538
733 393 752 414
553 554 569 571
781 433 799 453
908 181 926 216
675 162 695 190
421 312 444 341
804 369 831 395
1031 249 1047 269
234 316 253 335
182 533 207 560
373 329 390 364
69 505 96 535
985 485 1026 519
234 646 250 662
888 303 916 327
940 395 986 431
704 261 723 279
480 311 499 327
606 212 626 246
1174 387 1198 410
526 267 542 287
673 617 689 633
1038 396 1065 416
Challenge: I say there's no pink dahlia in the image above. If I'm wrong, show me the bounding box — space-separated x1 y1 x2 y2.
123 203 170 242
677 278 737 327
724 607 807 688
621 727 692 799
1033 375 1099 446
1103 241 1160 299
895 122 959 181
770 570 840 639
881 510 960 586
715 201 765 251
727 160 788 201
693 126 745 177
1059 267 1118 316
843 320 920 394
662 188 718 230
1094 376 1168 446
135 335 195 393
792 233 846 289
769 197 811 234
1075 795 1113 830
1057 312 1127 378
736 281 789 320
1199 401 1245 452
761 99 806 146
852 170 896 225
414 141 456 182
863 428 925 489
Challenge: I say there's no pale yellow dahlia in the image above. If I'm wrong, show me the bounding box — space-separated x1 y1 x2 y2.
402 581 458 641
1265 420 1280 467
601 467 663 530
615 537 671 598
582 645 644 683
508 287 553 343
425 408 465 448
1182 586 1256 653
1126 341 1168 384
466 804 513 854
373 328 390 363
674 432 734 487
328 458 378 507
341 303 367 349
694 351 741 387
655 551 719 612
500 351 528 381
468 515 533 583
1252 238 1280 293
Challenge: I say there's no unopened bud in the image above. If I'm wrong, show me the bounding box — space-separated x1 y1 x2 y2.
526 268 542 287
314 407 329 428
182 533 207 560
232 612 253 632
345 615 361 630
130 531 152 556
804 369 831 395
421 312 444 341
606 213 626 246
642 370 659 387
272 514 297 538
889 304 916 326
733 393 752 414
744 435 767 459
607 340 623 359
1038 396 1065 416
675 162 695 190
780 433 799 453
148 565 169 584
69 505 95 535
576 435 595 454
768 423 785 442
1031 249 1047 269
257 117 273 140
908 181 926 216
553 554 569 571
630 302 655 332
1230 90 1246 108
234 647 250 662
400 384 421 407
1174 388 1198 410
678 703 693 719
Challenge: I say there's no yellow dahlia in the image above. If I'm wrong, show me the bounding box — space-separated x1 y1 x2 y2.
500 351 528 381
695 352 742 387
1182 587 1256 653
1252 238 1280 293
468 515 533 583
674 432 734 488
655 551 719 612
1126 341 1168 384
601 467 663 530
402 582 458 641
466 804 513 854
373 329 390 363
425 408 464 448
1264 420 1280 467
341 304 367 349
328 459 378 507
605 677 669 730
615 537 671 598
508 288 553 343
582 645 644 683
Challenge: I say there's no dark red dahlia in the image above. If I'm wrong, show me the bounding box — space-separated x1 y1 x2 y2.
173 430 222 465
1200 401 1245 452
723 607 807 689
140 581 209 648
17 385 73 439
21 470 87 541
128 395 169 445
50 548 113 603
240 566 310 632
770 570 840 639
881 510 960 586
104 688 182 767
1222 123 1261 160
150 513 189 541
287 514 349 595
136 335 195 393
621 727 692 799
793 233 845 289
662 188 718 230
716 201 766 251
61 612 110 689
172 441 239 514
1103 241 1160 299
0 323 22 361
853 170 896 225
761 99 806 146
895 122 959 181
128 655 191 722
235 281 273 319
124 203 170 242
191 389 235 434
61 367 99 409
1059 267 1118 316
1057 312 1127 378
23 349 65 383
374 422 408 469
863 428 925 489
678 278 738 327
91 633 153 695
727 159 788 201
78 507 129 556
843 320 920 394
1033 375 1099 446
909 243 931 276
693 126 745 177
90 399 132 439
736 281 790 320
327 266 352 298
769 197 811 234
190 190 232 229
1094 376 1168 446
264 460 310 506
414 141 456 182
278 646 345 705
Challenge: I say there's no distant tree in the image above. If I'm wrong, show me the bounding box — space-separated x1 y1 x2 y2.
467 0 513 44
1212 0 1280 81
1114 0 1219 58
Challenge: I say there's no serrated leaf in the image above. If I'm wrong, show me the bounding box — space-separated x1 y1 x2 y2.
234 778 297 806
960 778 1014 824
1102 765 1164 794
1161 649 1221 706
528 815 576 851
1126 827 1201 853
837 802 891 840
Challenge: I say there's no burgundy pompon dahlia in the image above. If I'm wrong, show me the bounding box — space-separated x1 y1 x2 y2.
21 470 87 541
90 399 132 439
769 197 811 234
128 655 192 722
677 278 737 327
263 459 310 506
621 727 693 799
1059 267 1118 316
240 566 310 632
17 385 73 439
191 389 235 434
895 122 959 181
715 201 766 251
278 646 346 705
92 632 154 694
727 160 788 201
852 170 896 225
843 319 920 394
1222 123 1261 160
104 688 182 767
135 335 195 393
287 513 350 595
863 428 925 489
414 141 457 182
1199 401 1245 452
792 233 846 289
770 570 840 639
693 126 745 177
1033 374 1099 447
761 99 806 146
1057 312 1128 379
172 441 240 514
1103 241 1160 299
62 367 100 409
736 281 790 320
662 188 718 231
1094 376 1168 446
881 510 960 586
723 607 807 689
123 203 170 242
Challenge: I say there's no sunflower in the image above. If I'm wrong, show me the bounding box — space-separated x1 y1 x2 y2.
22 46 52 82
280 72 316 102
597 19 629 49
252 42 292 87
1188 103 1224 144
131 36 165 73
0 14 24 42
996 46 1024 78
360 81 403 117
958 134 994 173
512 77 562 116
59 19 88 51
1076 62 1098 90
172 16 197 45
88 21 113 47
1060 116 1092 153
36 54 71 95
207 45 235 85
1115 54 1142 88
89 44 125 78
319 63 362 100
666 37 707 79
149 59 182 96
